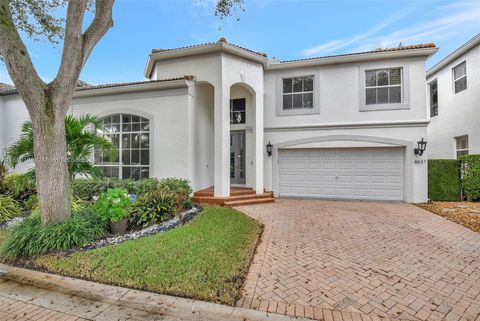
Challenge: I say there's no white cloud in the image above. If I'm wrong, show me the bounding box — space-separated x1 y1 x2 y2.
301 0 480 57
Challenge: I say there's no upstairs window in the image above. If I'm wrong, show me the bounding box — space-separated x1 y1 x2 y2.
365 68 402 105
282 76 314 110
95 114 150 180
455 135 469 159
429 79 438 117
230 99 246 124
453 61 467 94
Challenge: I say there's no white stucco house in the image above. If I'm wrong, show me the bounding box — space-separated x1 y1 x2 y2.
426 33 480 159
0 38 438 203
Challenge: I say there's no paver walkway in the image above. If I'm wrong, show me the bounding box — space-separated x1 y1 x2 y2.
237 199 480 321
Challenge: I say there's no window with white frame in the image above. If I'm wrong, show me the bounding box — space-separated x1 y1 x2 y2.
282 75 314 109
453 61 467 94
365 68 402 105
95 114 150 180
429 79 438 117
455 135 469 159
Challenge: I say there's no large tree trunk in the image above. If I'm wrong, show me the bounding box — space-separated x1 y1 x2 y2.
30 100 71 224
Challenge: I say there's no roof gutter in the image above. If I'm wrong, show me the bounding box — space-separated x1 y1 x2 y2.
426 33 480 78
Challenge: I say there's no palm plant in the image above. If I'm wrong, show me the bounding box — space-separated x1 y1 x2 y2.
7 115 117 183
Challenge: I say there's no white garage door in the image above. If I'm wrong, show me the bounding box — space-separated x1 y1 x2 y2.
278 147 404 201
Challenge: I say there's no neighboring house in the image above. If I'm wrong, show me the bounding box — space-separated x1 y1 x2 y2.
0 38 437 203
426 33 480 159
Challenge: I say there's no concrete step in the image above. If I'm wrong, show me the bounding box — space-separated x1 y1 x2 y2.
193 188 257 198
224 197 275 207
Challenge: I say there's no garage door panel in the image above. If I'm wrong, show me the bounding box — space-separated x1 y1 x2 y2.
278 147 404 201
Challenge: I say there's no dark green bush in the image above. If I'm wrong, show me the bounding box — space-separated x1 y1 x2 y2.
129 189 177 228
1 209 106 258
428 159 461 201
73 177 160 200
461 154 480 200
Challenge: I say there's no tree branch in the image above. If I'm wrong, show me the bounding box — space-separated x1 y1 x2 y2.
82 0 114 67
53 0 88 104
53 0 114 114
0 0 45 115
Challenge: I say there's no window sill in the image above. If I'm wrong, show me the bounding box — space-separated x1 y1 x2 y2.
360 103 410 112
277 108 319 116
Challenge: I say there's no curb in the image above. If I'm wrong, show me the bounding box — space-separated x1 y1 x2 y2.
0 263 313 321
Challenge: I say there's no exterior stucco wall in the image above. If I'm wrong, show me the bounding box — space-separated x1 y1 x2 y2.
70 89 191 181
191 83 214 191
427 44 480 159
264 57 428 128
0 95 31 172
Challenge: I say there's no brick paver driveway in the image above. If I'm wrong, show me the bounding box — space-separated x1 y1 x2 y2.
237 199 480 321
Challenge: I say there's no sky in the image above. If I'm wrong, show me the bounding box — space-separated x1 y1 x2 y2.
0 0 479 86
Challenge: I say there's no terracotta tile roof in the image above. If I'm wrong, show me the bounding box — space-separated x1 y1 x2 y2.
74 76 192 92
0 82 14 92
151 37 268 58
280 43 437 63
0 77 192 96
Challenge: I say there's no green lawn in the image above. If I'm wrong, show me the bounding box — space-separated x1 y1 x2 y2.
31 207 262 304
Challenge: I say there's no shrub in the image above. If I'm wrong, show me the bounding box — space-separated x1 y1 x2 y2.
0 195 21 223
3 173 36 202
23 194 38 211
428 160 461 201
0 159 8 194
129 189 176 227
94 188 132 223
73 177 160 201
1 210 106 258
159 178 192 211
461 154 480 201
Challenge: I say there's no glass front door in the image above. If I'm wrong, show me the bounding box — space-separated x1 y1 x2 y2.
230 131 246 184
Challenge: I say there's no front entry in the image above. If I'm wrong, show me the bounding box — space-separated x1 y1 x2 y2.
230 131 246 184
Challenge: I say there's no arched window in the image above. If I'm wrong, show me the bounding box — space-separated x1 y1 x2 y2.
94 114 150 180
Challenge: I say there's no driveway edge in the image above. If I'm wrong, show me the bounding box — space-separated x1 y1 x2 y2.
0 263 311 321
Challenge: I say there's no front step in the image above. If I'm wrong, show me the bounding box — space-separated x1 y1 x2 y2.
192 188 274 206
224 197 275 207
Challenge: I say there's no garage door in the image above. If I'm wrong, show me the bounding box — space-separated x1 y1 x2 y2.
278 147 404 201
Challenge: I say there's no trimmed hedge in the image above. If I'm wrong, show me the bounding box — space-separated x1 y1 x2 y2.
460 154 480 200
428 159 461 201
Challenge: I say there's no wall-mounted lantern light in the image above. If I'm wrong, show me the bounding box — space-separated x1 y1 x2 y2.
266 142 273 157
414 138 427 156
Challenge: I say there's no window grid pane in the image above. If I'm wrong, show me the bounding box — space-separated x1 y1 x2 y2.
282 75 314 110
365 68 402 105
95 114 150 180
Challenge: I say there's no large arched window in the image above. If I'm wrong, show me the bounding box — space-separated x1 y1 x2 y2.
94 114 150 180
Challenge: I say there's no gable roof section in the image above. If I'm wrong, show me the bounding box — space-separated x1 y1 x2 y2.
145 38 269 77
0 77 192 97
427 33 480 78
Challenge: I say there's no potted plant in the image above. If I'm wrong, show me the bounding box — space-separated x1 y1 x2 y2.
94 188 132 234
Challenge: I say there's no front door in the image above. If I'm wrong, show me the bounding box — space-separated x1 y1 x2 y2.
230 131 246 184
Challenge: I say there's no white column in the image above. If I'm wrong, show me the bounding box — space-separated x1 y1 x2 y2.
213 84 230 197
254 91 264 194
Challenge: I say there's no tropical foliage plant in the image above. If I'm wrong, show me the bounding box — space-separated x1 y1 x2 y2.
94 188 132 223
0 195 22 223
7 115 117 183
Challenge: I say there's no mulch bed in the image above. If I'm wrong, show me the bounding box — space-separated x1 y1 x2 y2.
417 202 480 233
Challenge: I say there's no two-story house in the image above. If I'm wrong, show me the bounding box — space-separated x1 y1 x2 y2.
426 33 480 159
0 38 437 203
